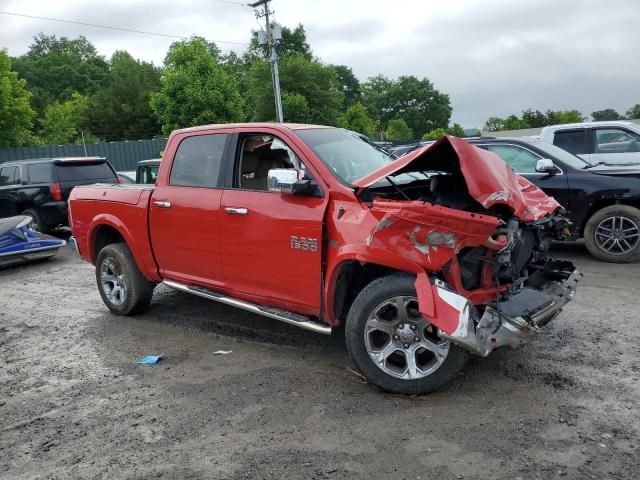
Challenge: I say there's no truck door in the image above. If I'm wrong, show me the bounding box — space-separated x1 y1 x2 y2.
219 128 328 314
149 130 232 289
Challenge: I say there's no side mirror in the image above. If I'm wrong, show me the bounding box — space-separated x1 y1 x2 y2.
536 158 560 174
267 168 311 195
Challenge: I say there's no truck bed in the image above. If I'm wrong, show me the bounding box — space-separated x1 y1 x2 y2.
69 184 160 281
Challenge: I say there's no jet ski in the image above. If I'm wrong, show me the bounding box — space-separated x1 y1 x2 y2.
0 216 66 268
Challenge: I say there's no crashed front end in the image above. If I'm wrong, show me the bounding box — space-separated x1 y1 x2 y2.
354 135 581 358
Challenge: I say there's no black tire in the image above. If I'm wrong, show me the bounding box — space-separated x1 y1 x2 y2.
584 205 640 263
345 273 468 395
95 243 155 315
22 209 49 234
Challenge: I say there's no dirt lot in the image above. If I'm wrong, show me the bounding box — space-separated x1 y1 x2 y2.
1 243 639 479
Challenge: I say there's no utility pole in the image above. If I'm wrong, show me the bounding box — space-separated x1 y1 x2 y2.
250 0 283 122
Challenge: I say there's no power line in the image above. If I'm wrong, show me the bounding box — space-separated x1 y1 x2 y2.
0 11 249 45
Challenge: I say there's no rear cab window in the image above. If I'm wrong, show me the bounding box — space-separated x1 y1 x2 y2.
594 128 640 153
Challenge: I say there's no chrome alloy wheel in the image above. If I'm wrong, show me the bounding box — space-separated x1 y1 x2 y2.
595 216 640 256
100 257 127 306
364 296 450 380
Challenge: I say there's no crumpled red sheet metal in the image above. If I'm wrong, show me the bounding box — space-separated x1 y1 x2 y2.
353 135 561 222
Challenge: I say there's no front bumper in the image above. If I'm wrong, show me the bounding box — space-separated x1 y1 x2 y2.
438 263 581 357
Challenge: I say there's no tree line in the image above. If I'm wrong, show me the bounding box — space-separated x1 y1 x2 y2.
484 105 640 132
0 26 459 148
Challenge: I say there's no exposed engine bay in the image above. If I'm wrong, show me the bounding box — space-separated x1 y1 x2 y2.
354 136 581 357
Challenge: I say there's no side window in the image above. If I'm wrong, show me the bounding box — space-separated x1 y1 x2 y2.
237 134 304 191
486 145 541 173
27 164 54 184
594 128 640 153
170 134 228 188
553 129 588 155
0 166 18 186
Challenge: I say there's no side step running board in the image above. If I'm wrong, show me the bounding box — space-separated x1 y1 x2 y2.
162 280 332 335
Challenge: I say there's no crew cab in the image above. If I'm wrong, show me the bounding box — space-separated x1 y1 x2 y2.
69 124 580 394
540 121 640 165
0 157 118 233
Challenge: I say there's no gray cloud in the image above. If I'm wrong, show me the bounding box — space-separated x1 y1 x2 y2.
1 0 639 127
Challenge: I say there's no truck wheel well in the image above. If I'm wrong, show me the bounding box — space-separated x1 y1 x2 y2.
333 261 409 322
93 225 125 260
580 198 640 235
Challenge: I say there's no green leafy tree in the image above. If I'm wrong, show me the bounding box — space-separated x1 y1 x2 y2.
332 65 362 108
386 118 413 142
337 102 374 137
446 123 465 137
521 109 546 128
150 37 245 135
40 93 89 145
484 116 505 132
12 34 108 114
0 50 35 147
422 127 447 141
247 54 343 124
626 104 640 119
503 115 529 130
548 109 584 124
363 75 451 138
88 51 162 140
248 24 312 61
591 108 623 121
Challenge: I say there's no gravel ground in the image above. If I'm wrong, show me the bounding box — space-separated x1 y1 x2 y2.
1 243 639 480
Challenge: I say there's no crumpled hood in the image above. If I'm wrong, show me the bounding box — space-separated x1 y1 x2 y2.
354 135 561 222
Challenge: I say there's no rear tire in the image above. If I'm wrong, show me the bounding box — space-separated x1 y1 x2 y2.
22 209 49 234
345 273 468 395
584 205 640 263
96 243 155 315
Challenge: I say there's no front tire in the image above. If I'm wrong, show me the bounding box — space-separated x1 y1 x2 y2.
345 273 468 395
584 205 640 263
96 243 155 315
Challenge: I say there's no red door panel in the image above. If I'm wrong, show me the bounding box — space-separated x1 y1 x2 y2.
150 187 224 288
220 189 326 310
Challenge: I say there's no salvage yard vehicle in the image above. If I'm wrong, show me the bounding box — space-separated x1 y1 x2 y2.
69 124 580 394
136 158 161 184
0 157 118 233
0 215 66 268
470 137 640 263
540 121 640 165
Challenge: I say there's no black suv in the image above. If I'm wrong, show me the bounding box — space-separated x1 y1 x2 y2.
0 157 118 233
469 137 640 263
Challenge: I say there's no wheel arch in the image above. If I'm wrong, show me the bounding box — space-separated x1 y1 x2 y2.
88 215 160 282
324 244 433 327
580 195 640 236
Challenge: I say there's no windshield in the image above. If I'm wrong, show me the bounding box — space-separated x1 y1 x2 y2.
295 128 394 184
528 141 592 169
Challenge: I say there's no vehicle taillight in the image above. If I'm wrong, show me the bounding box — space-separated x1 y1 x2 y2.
50 183 63 201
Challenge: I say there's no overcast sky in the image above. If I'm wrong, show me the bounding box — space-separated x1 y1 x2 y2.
1 0 639 127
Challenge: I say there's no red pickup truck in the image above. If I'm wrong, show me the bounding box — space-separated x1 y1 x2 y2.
69 123 580 394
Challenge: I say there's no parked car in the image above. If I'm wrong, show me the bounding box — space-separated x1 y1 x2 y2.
69 124 579 394
0 157 118 233
469 137 640 263
117 171 136 184
540 121 640 165
136 158 161 184
0 215 66 268
388 142 432 157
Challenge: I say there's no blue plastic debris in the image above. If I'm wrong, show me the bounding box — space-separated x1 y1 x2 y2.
136 354 164 365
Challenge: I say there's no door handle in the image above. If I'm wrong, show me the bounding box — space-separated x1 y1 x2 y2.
153 201 171 208
225 207 248 215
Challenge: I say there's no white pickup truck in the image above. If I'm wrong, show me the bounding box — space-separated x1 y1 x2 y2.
540 121 640 165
